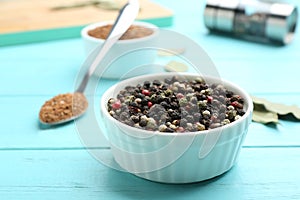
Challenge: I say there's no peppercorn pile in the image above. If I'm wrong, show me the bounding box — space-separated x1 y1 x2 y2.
107 76 245 133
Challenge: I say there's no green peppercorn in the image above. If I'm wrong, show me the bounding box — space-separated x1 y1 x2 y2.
164 89 173 96
228 105 235 110
222 119 230 125
109 110 115 116
172 119 180 125
195 77 204 83
159 124 167 132
179 98 188 106
172 86 178 92
169 124 177 130
227 110 237 120
195 122 205 131
234 115 241 121
198 100 207 109
202 110 211 117
108 98 116 104
146 118 157 129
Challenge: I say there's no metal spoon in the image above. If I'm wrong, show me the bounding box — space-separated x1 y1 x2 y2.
39 0 140 126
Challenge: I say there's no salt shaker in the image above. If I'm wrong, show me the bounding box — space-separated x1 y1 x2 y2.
204 0 298 44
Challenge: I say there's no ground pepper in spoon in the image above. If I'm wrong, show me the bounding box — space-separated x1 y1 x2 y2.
39 93 88 124
39 0 139 125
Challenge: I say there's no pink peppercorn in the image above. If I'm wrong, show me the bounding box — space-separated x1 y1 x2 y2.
112 101 121 110
231 101 243 109
142 89 150 96
211 115 218 122
185 104 191 111
176 93 184 99
148 101 153 108
207 96 213 103
177 127 185 132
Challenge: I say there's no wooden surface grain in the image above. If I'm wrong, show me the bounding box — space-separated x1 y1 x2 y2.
0 0 300 199
0 0 173 46
0 0 173 32
1 148 300 200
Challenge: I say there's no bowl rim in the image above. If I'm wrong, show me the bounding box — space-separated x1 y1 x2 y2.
81 20 159 44
100 72 253 137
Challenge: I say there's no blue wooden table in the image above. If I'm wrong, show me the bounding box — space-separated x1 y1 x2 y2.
1 0 300 199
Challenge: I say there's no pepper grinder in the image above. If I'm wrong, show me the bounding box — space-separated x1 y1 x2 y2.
204 0 298 44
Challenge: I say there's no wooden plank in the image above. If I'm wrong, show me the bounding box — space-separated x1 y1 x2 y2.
0 0 173 46
215 60 300 95
0 0 172 33
0 148 300 199
1 0 299 199
1 36 300 95
0 94 300 148
1 43 298 98
0 0 299 149
0 96 83 148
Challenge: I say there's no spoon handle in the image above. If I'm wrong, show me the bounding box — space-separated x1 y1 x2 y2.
76 0 140 93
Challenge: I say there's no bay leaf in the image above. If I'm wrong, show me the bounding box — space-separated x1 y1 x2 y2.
157 48 185 56
164 61 189 72
252 110 279 124
252 96 300 119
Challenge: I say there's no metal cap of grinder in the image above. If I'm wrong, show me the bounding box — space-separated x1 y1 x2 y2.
204 0 239 32
204 0 298 45
266 3 298 44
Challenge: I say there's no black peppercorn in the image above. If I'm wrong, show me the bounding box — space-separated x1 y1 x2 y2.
143 81 151 88
139 118 148 127
160 101 170 109
153 80 161 86
130 115 140 123
186 115 194 123
193 112 201 122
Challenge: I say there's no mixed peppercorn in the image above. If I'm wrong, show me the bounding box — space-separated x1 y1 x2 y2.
107 76 245 133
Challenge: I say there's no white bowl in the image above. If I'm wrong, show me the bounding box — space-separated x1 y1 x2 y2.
100 72 253 183
81 21 159 79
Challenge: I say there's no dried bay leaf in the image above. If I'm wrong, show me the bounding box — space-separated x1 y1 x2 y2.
252 96 300 119
164 61 189 72
252 99 279 124
157 48 185 56
252 110 279 124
